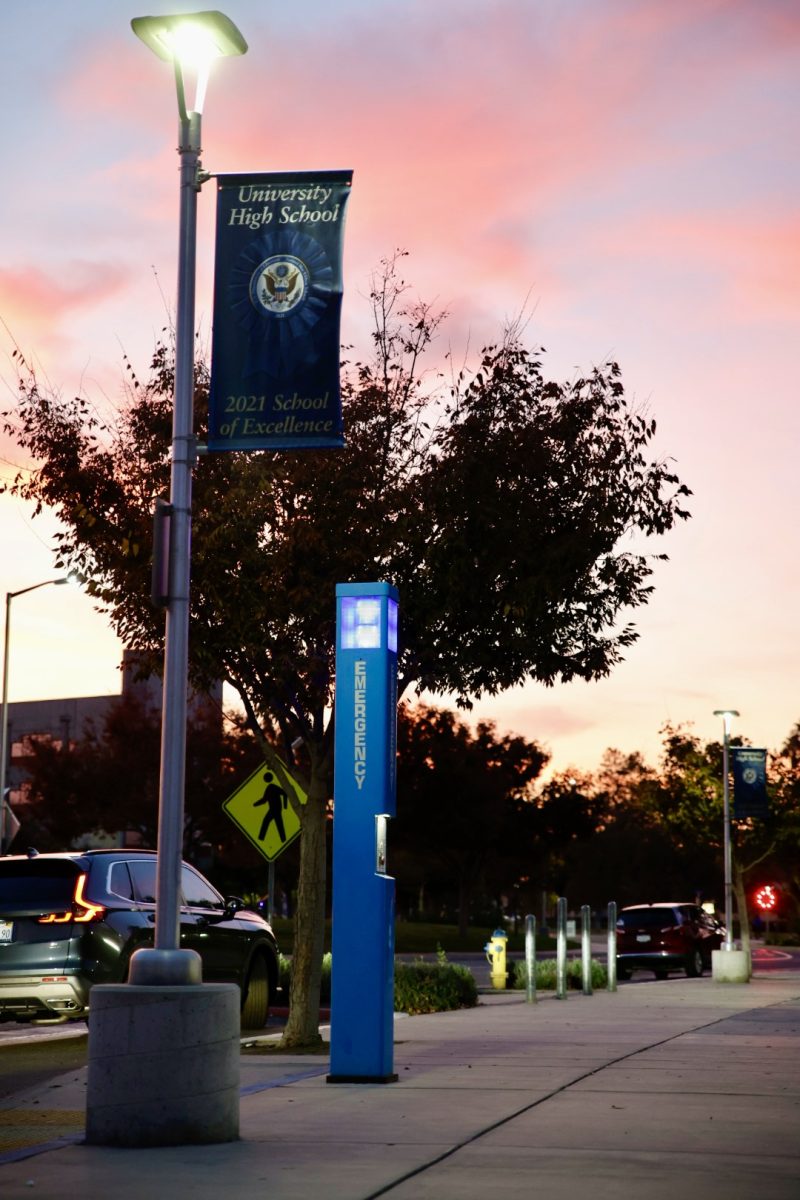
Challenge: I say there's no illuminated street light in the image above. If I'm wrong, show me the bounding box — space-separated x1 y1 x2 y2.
129 11 247 986
713 707 740 950
132 11 247 117
0 578 70 854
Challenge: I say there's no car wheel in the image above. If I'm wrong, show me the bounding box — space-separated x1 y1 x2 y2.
685 947 704 978
241 952 271 1030
616 961 631 981
654 968 669 980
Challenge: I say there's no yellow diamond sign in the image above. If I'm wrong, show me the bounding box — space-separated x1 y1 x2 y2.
222 757 307 862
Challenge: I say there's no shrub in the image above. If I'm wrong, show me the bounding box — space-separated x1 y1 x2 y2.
279 946 478 1015
510 958 607 991
394 961 478 1014
764 932 800 948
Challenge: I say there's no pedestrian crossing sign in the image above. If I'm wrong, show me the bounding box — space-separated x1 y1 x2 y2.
222 756 307 862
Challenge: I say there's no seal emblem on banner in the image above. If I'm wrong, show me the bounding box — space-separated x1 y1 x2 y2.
226 229 334 374
250 254 310 317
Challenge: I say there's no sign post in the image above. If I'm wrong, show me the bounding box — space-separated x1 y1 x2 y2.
328 582 399 1084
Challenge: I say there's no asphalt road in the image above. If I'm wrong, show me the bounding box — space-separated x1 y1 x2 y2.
0 1030 88 1101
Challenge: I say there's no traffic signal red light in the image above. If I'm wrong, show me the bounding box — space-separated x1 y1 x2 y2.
753 884 778 912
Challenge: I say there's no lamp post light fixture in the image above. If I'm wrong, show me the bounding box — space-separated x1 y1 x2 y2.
128 11 247 986
714 707 740 950
0 578 70 854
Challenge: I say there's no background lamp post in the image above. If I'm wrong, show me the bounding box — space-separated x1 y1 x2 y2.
0 578 69 855
128 11 246 985
714 707 740 950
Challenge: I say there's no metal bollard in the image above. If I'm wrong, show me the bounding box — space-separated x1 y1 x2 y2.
581 904 592 995
525 914 537 1004
607 900 618 992
556 897 567 999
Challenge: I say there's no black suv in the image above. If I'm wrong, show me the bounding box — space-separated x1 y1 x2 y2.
616 902 725 980
0 849 279 1027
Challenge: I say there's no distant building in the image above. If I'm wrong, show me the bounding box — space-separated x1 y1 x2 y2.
4 649 222 836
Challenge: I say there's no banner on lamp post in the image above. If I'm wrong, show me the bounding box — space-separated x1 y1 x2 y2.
208 170 352 452
731 747 768 820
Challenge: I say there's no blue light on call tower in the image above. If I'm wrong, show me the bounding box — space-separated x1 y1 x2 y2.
328 581 399 1084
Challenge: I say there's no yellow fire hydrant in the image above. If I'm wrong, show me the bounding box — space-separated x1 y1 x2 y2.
485 928 508 990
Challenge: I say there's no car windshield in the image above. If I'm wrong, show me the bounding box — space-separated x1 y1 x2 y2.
619 908 680 929
0 859 81 910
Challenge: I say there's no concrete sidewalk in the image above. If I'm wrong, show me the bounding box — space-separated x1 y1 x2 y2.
2 972 799 1199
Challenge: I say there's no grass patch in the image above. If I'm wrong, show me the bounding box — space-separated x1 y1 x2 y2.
269 917 560 956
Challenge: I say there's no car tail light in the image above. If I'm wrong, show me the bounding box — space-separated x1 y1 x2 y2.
38 873 106 924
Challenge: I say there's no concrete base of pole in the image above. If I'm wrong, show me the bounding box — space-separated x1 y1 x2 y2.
86 983 240 1147
711 948 751 984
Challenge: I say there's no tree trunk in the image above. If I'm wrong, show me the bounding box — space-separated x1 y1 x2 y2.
280 760 328 1049
733 857 751 963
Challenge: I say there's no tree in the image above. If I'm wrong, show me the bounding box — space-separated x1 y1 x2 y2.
520 770 612 909
17 691 263 866
754 724 800 927
2 255 691 1045
394 701 548 933
643 723 800 956
563 749 704 907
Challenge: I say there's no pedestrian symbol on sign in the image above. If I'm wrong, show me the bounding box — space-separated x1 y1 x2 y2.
254 771 289 844
222 757 306 862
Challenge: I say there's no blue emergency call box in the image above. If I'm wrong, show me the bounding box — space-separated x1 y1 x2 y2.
328 582 399 1084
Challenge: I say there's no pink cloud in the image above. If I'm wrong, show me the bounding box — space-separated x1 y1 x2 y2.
7 1 799 386
0 262 130 327
579 210 800 324
44 4 799 294
190 1 798 322
57 37 181 131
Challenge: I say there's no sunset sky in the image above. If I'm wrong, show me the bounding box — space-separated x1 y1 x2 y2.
1 0 798 779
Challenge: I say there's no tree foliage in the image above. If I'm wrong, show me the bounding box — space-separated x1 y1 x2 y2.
767 724 800 921
509 725 800 929
589 724 800 943
17 692 263 867
524 770 612 903
2 255 691 1043
561 747 714 908
394 701 548 933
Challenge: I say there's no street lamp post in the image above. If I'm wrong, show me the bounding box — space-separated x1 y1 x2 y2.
128 11 247 986
85 14 249 1148
0 579 69 855
714 707 740 950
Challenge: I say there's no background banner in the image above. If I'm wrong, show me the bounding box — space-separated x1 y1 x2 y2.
208 170 352 451
731 747 768 820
